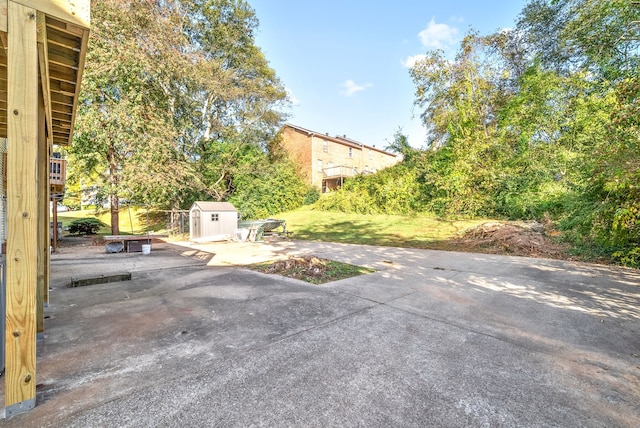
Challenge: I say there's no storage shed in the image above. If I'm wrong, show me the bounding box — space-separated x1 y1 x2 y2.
189 201 238 241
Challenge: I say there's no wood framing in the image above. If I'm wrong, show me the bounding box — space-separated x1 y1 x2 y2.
5 1 38 415
0 1 7 33
0 2 89 147
37 84 47 335
11 0 89 29
1 0 90 418
37 12 53 146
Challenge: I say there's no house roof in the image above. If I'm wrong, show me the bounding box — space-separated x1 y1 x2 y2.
0 0 91 146
283 123 400 157
191 201 238 212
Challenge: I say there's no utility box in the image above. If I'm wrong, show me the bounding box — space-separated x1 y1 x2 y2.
126 240 145 253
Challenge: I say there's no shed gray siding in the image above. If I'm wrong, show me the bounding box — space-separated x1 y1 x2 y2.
189 202 238 240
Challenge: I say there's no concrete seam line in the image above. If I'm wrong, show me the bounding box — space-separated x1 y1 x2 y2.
260 302 381 348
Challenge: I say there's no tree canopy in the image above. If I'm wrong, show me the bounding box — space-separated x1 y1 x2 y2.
71 0 299 232
405 0 640 265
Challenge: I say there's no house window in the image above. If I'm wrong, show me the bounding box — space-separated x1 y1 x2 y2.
369 149 373 160
211 213 219 222
317 159 322 172
349 147 353 158
322 140 328 153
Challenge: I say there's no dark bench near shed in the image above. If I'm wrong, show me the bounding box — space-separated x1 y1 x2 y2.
104 235 152 253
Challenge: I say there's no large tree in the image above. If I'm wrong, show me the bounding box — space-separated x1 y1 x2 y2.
516 0 640 263
518 0 640 79
73 0 196 233
72 0 289 232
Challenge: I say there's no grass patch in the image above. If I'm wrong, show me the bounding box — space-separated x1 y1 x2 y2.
277 207 489 249
250 256 376 284
56 207 164 236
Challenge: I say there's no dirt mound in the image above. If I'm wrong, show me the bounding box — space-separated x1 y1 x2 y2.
450 221 568 259
265 256 326 272
261 256 329 281
254 256 375 284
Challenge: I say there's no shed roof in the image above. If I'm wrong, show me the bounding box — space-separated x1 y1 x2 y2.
0 0 91 146
191 201 238 212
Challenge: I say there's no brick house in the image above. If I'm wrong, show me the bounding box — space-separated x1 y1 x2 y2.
279 124 401 192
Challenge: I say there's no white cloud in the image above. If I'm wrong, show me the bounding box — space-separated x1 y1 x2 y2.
402 54 427 68
418 18 458 49
341 79 372 97
286 87 300 106
407 119 428 149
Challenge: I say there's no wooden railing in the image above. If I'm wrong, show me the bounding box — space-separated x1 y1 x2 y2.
49 158 66 186
323 165 357 179
2 155 66 186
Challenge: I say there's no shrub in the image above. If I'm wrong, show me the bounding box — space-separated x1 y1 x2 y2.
68 218 107 235
302 188 320 205
312 164 425 215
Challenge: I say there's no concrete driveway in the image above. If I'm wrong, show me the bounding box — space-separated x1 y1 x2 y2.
3 239 639 427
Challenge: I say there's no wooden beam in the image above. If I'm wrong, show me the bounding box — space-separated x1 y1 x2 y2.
44 26 80 51
37 82 47 334
50 91 73 106
49 79 74 96
0 0 7 33
37 11 52 147
46 15 84 37
64 27 87 146
11 0 89 29
5 0 38 417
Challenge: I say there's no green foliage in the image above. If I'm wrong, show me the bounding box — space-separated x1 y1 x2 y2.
400 1 640 267
613 247 640 268
314 164 425 215
302 188 320 206
314 186 379 214
385 128 420 162
228 155 312 219
518 0 640 80
566 76 640 265
68 218 108 236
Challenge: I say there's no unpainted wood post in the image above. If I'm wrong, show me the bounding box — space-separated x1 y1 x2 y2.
36 82 46 335
5 0 38 416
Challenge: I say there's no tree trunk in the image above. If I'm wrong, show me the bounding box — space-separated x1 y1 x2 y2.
108 145 120 235
110 194 120 236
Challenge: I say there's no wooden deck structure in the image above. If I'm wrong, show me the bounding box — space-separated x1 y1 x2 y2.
0 0 90 417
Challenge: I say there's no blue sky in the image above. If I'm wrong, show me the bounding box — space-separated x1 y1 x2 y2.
250 1 528 149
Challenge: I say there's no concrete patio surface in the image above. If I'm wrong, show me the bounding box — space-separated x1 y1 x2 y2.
1 239 639 427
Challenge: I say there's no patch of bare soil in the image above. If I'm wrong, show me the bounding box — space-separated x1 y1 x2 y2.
449 221 569 259
264 256 327 276
254 256 375 284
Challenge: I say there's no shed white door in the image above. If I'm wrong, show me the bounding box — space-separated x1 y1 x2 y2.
192 210 201 239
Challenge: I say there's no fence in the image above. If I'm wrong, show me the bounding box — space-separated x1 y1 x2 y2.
166 210 190 236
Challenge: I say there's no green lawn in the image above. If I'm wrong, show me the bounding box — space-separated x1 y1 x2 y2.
277 208 488 250
57 205 489 250
56 206 157 236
